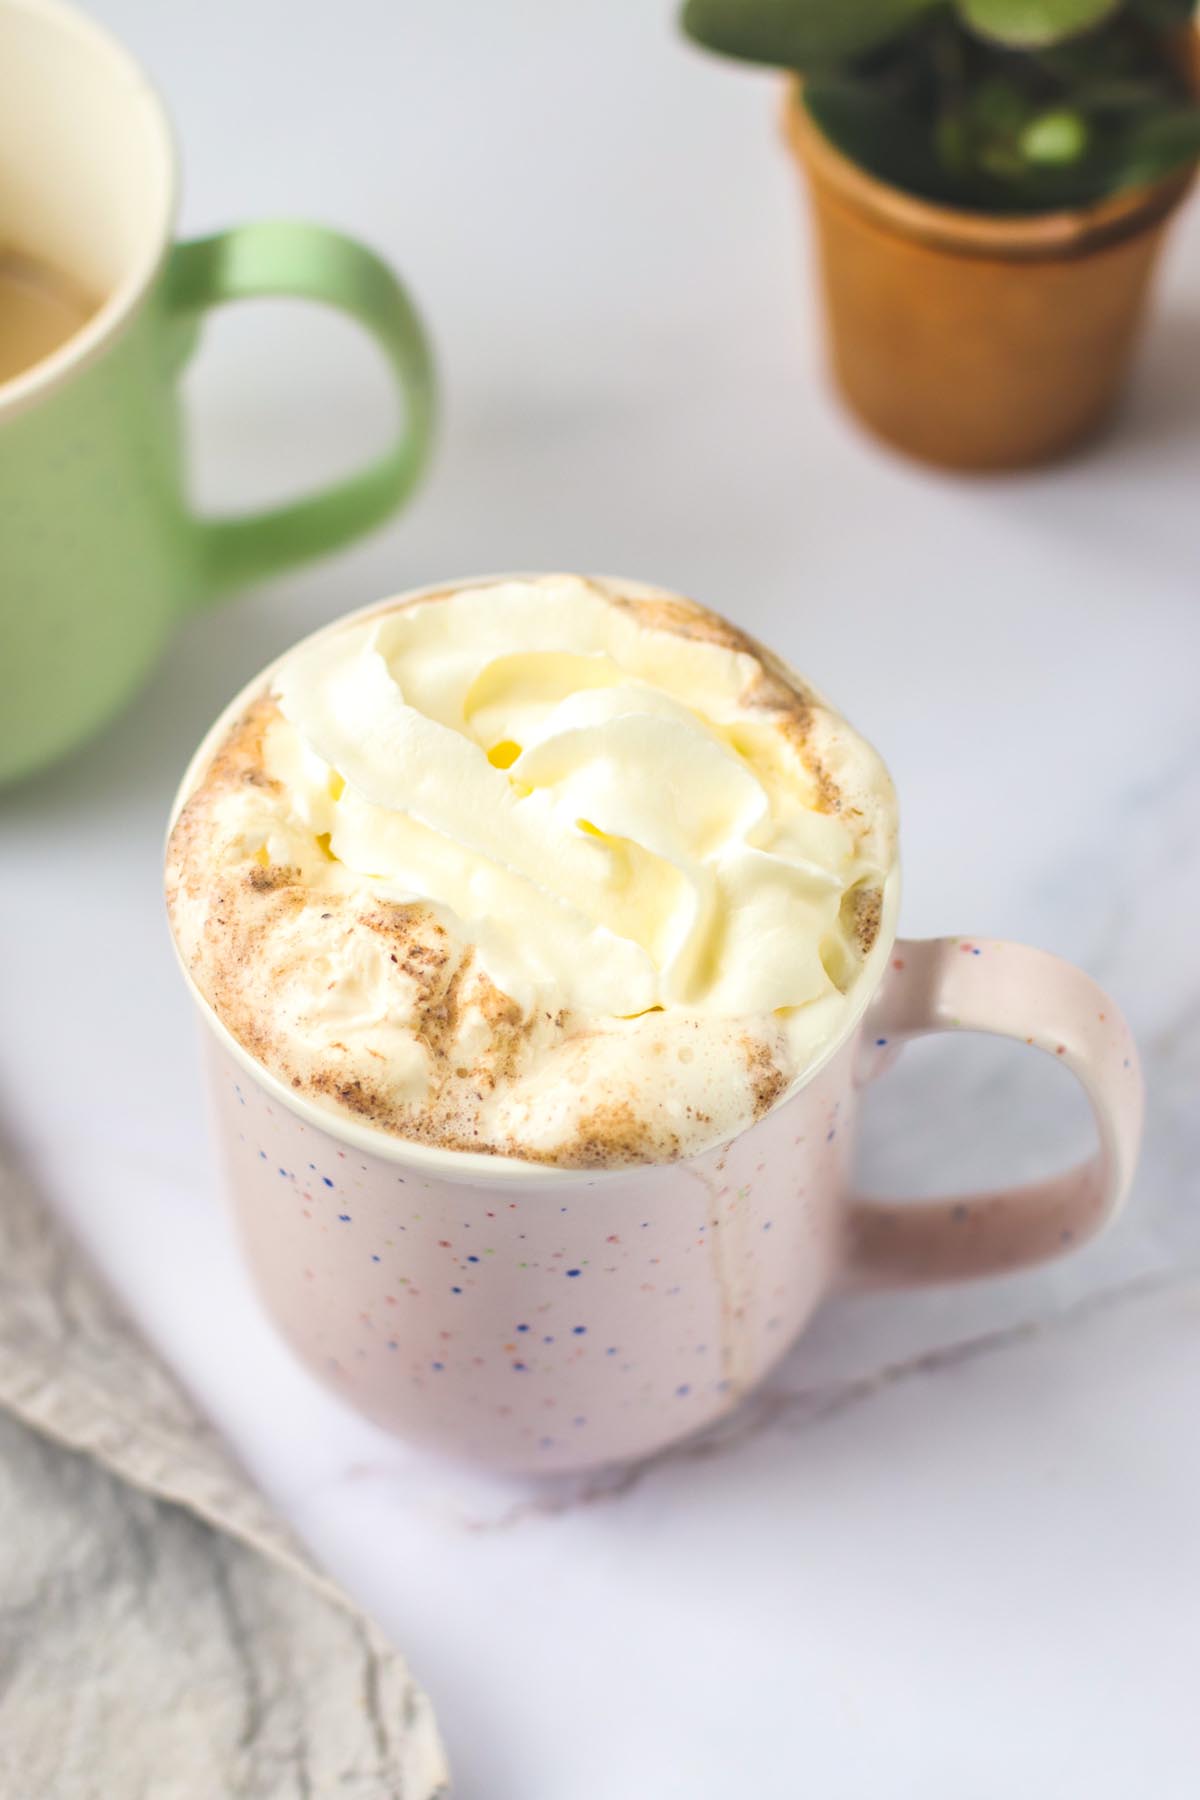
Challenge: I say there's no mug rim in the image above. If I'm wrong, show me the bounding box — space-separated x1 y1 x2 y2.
167 573 902 1187
0 0 178 419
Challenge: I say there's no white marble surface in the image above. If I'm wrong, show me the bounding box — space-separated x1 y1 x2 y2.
3 1 1200 1793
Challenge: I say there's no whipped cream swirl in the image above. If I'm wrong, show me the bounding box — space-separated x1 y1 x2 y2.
167 576 897 1165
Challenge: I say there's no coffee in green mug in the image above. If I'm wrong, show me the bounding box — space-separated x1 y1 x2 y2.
0 0 436 785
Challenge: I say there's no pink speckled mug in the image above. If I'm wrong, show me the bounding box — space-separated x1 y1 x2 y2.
172 609 1144 1475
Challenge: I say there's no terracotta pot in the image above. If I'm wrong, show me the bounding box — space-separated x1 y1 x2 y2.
784 81 1196 470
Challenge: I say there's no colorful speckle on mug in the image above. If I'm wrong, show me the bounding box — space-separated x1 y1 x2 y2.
217 1017 897 1471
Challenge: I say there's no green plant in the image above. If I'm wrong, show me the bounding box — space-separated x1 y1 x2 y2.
681 0 1200 210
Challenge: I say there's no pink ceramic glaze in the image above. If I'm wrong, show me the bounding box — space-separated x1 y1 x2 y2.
195 934 1143 1474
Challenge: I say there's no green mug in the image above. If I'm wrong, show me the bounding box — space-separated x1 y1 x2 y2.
0 0 435 785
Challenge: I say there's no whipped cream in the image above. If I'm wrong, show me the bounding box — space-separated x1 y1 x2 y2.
167 576 897 1166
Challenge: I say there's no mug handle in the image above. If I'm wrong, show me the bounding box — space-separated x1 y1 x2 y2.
164 221 435 596
841 937 1144 1290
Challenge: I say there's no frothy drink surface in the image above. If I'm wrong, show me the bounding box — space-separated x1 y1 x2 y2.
0 250 96 386
167 577 897 1166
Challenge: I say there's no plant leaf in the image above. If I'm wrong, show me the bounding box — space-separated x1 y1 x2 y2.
1119 103 1200 183
803 78 967 200
1020 107 1090 161
956 0 1122 49
680 0 943 69
1126 0 1197 26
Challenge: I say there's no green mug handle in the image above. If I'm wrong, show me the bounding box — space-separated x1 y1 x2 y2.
164 221 436 598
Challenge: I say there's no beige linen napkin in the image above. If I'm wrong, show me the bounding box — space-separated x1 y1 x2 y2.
0 1150 449 1800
